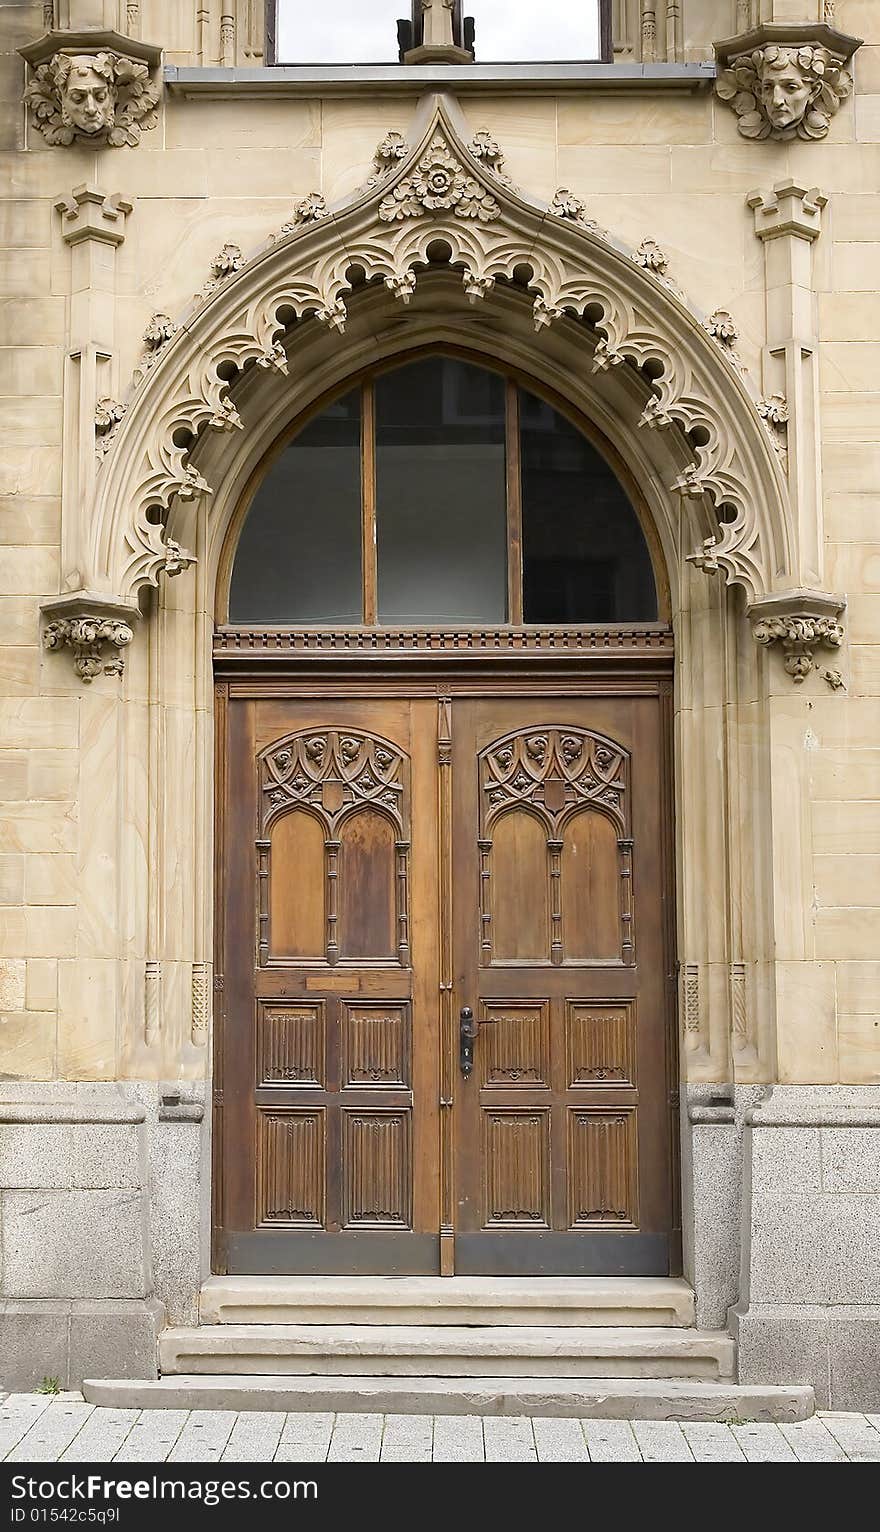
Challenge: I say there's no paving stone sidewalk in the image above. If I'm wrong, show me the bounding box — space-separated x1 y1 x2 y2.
1 1397 880 1462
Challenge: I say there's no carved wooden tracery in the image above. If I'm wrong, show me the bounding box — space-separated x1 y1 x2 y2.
257 728 411 967
478 726 634 966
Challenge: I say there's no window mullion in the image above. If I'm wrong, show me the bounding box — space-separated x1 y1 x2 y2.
362 379 378 624
505 380 523 625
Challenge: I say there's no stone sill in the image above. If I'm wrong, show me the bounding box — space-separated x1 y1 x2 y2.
164 62 716 99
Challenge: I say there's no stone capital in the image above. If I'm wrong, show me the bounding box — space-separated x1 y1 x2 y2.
55 184 133 247
747 181 827 245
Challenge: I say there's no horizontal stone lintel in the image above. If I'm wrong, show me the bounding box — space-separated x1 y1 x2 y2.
165 62 716 98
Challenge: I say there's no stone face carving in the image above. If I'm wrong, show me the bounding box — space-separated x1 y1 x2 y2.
43 613 135 682
24 49 160 147
379 135 501 224
716 35 856 142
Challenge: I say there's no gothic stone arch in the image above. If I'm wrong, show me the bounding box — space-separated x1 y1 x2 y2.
82 93 796 621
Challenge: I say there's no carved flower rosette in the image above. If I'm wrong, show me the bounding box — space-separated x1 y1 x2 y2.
378 135 500 224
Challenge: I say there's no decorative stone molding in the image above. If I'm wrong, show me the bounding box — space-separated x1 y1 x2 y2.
55 185 132 247
20 30 161 147
95 397 125 459
715 24 861 142
749 591 846 685
41 595 138 682
634 239 668 276
378 134 501 224
85 94 795 613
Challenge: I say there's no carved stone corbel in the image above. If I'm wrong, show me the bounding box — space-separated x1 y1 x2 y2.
19 29 162 148
715 23 861 143
41 595 139 683
749 591 846 686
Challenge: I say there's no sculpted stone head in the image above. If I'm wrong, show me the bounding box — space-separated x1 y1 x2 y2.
716 40 854 142
754 48 817 131
56 53 117 136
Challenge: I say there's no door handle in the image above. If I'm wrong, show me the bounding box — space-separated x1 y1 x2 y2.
459 1006 499 1078
459 1007 478 1077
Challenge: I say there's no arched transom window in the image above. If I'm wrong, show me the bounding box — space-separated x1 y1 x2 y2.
228 355 658 626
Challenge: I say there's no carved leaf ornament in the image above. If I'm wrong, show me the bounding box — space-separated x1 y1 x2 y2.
87 97 793 617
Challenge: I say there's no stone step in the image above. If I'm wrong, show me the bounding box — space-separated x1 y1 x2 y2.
83 1374 815 1422
199 1276 695 1328
160 1323 734 1379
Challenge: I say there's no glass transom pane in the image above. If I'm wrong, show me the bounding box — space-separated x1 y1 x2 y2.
228 389 362 624
375 358 508 625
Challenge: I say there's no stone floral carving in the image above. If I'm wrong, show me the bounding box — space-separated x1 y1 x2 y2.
211 243 245 279
550 188 588 222
24 50 159 147
757 393 789 430
716 43 853 141
43 614 135 682
374 131 408 171
705 309 741 365
634 239 669 276
291 193 328 225
378 134 500 224
752 611 845 684
95 397 126 458
144 312 176 351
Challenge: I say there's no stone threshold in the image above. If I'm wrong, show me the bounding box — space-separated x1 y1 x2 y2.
164 62 716 99
83 1375 814 1421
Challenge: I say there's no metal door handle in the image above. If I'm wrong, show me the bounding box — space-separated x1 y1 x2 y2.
459 1006 499 1077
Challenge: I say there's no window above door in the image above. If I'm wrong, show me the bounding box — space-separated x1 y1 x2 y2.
273 1 610 65
227 355 659 627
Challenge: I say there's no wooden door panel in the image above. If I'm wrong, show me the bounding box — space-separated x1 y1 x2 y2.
219 696 439 1275
452 697 672 1276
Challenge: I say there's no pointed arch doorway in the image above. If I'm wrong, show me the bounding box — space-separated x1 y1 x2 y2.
214 350 677 1278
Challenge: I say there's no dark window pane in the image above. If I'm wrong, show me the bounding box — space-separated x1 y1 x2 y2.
520 391 657 623
375 358 507 625
229 389 362 624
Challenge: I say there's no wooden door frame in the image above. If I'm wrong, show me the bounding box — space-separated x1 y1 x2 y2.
212 632 680 1277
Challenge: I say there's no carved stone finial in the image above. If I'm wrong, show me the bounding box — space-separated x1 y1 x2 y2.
749 592 846 686
705 309 740 361
715 25 860 142
43 612 135 682
22 46 160 147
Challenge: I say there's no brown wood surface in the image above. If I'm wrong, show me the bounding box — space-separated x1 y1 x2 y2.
216 678 675 1276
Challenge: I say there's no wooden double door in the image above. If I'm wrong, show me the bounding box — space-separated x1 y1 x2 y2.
216 684 676 1276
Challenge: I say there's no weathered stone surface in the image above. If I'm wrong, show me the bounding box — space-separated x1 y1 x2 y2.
0 1189 147 1299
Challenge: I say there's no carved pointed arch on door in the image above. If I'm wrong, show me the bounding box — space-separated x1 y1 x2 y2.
88 92 795 613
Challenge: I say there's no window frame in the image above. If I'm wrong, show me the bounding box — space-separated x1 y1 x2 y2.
267 1 614 67
219 347 668 627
